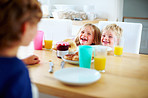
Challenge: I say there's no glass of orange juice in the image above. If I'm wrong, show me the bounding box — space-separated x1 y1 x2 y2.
94 46 107 72
114 37 124 56
44 32 53 50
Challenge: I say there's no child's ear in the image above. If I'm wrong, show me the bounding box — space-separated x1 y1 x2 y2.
21 22 29 35
21 23 26 34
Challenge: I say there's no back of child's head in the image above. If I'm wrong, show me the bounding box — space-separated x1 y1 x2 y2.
0 0 42 51
75 23 101 46
102 24 123 38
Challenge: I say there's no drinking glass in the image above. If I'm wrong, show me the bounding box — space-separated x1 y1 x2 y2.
94 46 107 72
79 45 93 68
44 32 53 50
114 37 124 56
33 31 44 50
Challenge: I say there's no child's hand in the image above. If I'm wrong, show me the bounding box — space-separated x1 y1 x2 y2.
22 55 40 65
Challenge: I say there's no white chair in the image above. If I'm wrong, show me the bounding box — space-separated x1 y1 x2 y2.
98 21 142 54
38 19 73 41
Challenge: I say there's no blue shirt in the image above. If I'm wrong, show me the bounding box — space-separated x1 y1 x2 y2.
0 57 32 98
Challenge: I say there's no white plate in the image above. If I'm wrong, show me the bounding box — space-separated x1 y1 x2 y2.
62 57 94 65
54 67 101 86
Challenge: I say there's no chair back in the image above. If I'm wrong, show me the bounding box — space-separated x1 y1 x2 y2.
38 19 72 41
98 21 142 54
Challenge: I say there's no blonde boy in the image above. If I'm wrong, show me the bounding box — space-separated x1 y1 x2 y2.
101 24 123 48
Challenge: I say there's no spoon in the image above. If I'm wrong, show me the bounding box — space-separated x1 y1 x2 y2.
49 60 54 73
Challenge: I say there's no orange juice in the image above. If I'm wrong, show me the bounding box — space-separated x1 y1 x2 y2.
94 56 106 70
44 40 53 49
114 46 123 56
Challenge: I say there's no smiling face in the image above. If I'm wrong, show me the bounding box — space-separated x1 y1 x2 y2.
79 26 95 45
101 30 116 48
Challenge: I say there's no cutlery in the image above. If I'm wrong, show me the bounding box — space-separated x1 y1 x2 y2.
61 61 65 69
49 60 54 73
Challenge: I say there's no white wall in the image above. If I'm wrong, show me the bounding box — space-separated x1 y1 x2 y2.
117 0 124 21
51 0 123 21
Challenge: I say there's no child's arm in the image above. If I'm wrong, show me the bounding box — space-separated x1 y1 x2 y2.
22 55 40 65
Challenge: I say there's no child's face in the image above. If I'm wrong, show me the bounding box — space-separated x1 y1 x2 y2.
101 30 116 47
79 26 94 45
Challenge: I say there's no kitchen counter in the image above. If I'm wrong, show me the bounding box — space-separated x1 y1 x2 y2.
43 17 108 25
72 18 108 26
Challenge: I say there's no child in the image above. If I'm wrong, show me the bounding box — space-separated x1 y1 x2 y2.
101 24 123 48
53 24 101 52
0 0 42 98
75 23 101 46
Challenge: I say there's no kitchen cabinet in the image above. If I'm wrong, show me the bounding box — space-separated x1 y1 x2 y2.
72 18 108 26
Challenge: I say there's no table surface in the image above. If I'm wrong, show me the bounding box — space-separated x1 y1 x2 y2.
28 49 148 98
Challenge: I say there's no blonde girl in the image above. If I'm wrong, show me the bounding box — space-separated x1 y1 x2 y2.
75 23 101 46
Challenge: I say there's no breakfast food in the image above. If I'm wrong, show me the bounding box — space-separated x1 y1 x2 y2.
56 42 69 58
64 52 79 61
53 39 77 53
63 39 77 52
63 54 75 60
56 42 69 51
64 51 93 61
72 55 79 61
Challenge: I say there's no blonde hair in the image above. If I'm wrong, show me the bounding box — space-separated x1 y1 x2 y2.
102 24 123 38
75 23 101 46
